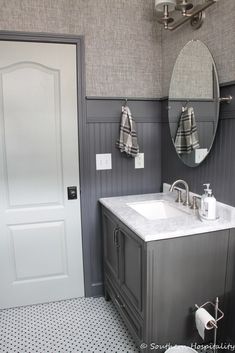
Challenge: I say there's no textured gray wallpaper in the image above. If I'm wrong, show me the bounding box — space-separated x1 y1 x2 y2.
161 0 235 96
0 1 234 98
0 0 162 98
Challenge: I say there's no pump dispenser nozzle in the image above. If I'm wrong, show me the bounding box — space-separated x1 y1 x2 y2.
203 183 211 192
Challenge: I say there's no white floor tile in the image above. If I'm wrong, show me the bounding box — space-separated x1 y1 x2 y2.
0 297 139 353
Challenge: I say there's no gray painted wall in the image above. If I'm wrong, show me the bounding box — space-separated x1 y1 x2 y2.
84 84 235 297
83 98 162 296
0 0 161 98
161 0 235 96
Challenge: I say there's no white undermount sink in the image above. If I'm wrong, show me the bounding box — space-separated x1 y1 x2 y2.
127 200 190 220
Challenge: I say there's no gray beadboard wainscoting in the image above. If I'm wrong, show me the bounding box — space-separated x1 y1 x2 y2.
82 98 162 297
82 83 235 300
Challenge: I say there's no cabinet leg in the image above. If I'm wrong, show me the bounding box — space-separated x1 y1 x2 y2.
104 287 111 301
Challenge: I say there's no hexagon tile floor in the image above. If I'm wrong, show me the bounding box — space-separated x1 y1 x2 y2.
0 297 139 353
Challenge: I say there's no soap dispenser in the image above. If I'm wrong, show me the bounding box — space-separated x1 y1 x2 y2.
201 183 210 216
204 188 217 220
201 184 217 220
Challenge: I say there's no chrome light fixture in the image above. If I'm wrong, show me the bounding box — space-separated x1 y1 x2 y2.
155 0 218 31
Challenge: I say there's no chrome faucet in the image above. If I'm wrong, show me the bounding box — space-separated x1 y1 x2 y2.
169 179 191 206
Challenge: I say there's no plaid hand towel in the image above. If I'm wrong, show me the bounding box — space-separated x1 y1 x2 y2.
116 106 139 157
174 106 200 154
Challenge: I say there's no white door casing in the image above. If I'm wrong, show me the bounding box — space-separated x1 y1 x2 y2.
0 41 84 308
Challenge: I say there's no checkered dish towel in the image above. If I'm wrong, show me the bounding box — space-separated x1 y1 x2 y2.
116 106 139 157
174 106 200 154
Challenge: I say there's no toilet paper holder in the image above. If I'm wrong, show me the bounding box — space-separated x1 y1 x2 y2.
195 297 224 353
195 297 224 329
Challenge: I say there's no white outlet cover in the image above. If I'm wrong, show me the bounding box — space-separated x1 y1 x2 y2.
96 153 112 170
195 148 208 164
135 153 144 169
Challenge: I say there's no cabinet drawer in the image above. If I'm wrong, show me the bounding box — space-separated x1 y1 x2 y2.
105 275 143 345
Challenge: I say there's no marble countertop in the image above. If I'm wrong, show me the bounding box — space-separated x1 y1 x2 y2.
99 191 235 242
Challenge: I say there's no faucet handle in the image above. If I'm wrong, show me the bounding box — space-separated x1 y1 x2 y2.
190 195 201 210
174 187 183 204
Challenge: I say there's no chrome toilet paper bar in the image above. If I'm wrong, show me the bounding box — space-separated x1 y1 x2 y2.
195 297 224 353
195 300 224 327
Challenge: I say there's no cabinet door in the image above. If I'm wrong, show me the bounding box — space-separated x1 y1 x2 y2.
119 226 143 314
148 230 229 346
103 211 119 282
105 275 144 345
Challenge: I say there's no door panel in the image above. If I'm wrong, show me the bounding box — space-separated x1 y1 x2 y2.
0 63 62 207
0 41 84 308
1 63 62 207
9 221 67 281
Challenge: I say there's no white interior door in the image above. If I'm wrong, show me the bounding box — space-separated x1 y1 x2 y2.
0 41 84 308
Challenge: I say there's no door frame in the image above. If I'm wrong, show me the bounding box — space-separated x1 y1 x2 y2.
0 31 90 296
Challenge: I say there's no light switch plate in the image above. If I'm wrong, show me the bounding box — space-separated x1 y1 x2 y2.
195 149 208 164
96 153 112 170
135 153 144 169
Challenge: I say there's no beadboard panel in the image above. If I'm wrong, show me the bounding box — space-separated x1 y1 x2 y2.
83 99 162 296
85 84 235 296
161 83 235 207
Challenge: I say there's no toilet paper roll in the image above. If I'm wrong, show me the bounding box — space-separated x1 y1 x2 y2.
195 308 216 340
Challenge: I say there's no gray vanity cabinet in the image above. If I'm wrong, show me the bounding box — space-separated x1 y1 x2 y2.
103 208 144 314
102 208 145 344
102 205 231 352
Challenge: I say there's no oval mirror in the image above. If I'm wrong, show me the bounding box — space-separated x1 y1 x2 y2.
168 40 220 167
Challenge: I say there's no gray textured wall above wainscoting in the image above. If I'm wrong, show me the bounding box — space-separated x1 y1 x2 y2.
82 98 162 296
0 0 234 99
0 0 162 98
161 0 235 97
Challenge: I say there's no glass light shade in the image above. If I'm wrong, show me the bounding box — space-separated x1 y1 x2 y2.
155 0 176 12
